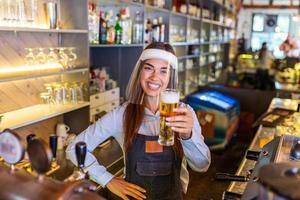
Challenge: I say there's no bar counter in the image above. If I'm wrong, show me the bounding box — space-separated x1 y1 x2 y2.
0 137 124 188
227 98 298 195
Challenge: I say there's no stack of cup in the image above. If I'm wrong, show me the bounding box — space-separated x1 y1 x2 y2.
56 123 70 150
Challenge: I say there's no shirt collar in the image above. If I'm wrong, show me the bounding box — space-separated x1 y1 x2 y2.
144 107 160 117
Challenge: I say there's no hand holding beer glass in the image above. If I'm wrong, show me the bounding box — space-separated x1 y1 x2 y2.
159 89 180 146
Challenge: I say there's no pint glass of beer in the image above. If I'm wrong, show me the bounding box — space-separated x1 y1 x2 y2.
159 89 180 146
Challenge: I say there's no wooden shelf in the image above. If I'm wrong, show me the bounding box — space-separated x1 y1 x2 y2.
201 18 233 29
178 55 200 60
145 5 170 13
120 0 143 6
171 42 189 46
0 26 88 33
188 15 201 22
171 11 188 18
201 41 229 45
0 102 90 131
0 68 89 83
202 51 223 56
90 44 144 48
200 61 217 67
186 67 199 71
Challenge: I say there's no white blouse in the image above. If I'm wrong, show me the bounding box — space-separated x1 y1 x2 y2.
66 103 211 193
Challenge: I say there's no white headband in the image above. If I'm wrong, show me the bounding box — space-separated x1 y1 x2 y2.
140 49 178 70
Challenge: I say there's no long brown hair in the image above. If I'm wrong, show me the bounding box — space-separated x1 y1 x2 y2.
123 42 183 158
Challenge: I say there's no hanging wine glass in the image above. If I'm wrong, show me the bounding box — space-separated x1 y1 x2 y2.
57 47 69 69
47 47 58 64
67 47 77 69
36 48 46 65
25 48 35 66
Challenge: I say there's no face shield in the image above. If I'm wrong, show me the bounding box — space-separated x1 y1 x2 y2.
126 48 178 104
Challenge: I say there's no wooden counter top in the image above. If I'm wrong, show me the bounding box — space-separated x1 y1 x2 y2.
227 98 298 195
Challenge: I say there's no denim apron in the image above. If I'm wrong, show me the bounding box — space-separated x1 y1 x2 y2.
125 134 183 200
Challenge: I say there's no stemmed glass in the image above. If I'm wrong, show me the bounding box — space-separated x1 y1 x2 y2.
25 48 35 66
47 48 58 65
36 48 46 64
67 47 77 69
57 47 69 69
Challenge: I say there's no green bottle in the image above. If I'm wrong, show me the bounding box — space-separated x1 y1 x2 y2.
115 14 122 44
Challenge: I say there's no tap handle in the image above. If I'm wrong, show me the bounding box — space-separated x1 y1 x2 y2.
222 191 242 200
246 150 260 161
75 142 87 169
215 173 249 182
26 134 36 145
49 135 58 159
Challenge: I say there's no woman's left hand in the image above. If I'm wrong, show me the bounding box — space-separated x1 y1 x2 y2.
166 107 193 140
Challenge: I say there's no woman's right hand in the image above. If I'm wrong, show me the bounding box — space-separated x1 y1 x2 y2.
106 177 146 200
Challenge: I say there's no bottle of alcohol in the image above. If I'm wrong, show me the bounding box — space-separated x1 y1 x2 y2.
152 18 160 42
145 19 153 44
88 3 99 44
120 7 132 44
106 10 115 44
158 0 165 8
132 11 143 44
172 0 182 12
158 17 165 42
99 11 107 44
115 14 123 44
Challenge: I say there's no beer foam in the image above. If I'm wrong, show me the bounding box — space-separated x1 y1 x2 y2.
161 91 179 104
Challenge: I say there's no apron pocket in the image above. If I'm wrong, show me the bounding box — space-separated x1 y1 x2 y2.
136 161 172 176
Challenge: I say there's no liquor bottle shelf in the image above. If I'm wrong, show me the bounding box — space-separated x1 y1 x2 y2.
171 11 189 18
145 4 170 13
201 41 229 45
90 44 144 48
201 18 233 29
178 55 200 60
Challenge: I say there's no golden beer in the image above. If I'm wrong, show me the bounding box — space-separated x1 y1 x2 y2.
159 89 180 146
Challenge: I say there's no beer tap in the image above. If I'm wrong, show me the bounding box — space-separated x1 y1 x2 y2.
215 172 249 182
27 137 52 182
0 129 25 173
49 135 58 161
46 135 60 175
15 134 36 171
245 150 260 161
26 133 36 144
76 142 87 172
64 142 88 182
222 191 242 200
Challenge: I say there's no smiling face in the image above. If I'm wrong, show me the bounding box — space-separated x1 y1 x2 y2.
140 59 170 98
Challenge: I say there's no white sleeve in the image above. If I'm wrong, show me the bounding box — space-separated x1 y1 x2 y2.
65 106 123 187
180 105 211 172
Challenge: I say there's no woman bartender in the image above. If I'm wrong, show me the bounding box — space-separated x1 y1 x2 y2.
66 42 211 200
